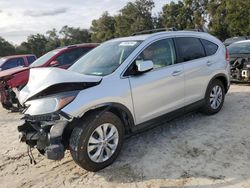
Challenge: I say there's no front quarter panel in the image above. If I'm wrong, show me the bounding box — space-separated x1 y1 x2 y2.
61 76 134 121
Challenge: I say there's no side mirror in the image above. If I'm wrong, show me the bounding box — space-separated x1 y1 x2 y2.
136 60 154 73
49 60 59 67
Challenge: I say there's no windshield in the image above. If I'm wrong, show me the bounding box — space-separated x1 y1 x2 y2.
69 40 142 76
30 50 60 67
228 42 250 54
0 58 6 67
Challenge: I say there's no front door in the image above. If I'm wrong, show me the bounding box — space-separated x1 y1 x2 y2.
128 38 185 124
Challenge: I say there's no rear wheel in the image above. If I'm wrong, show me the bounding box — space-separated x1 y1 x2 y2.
69 111 124 172
201 79 225 115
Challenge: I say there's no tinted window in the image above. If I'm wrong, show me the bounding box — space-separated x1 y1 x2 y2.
228 42 250 54
201 39 218 56
175 37 205 62
136 38 176 69
27 56 36 65
55 48 91 66
2 58 25 70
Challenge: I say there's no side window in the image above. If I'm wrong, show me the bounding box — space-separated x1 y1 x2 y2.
55 48 90 66
136 38 176 69
2 58 25 70
27 56 36 65
175 37 205 62
201 39 218 56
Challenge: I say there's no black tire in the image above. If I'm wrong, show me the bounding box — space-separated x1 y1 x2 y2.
201 79 225 115
69 111 124 172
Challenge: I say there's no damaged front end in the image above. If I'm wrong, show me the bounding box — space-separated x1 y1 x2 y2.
18 111 70 160
17 68 102 161
17 89 81 161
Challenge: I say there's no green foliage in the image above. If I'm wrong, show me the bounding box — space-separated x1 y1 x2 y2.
208 0 250 40
59 26 91 46
45 28 61 52
115 0 155 36
0 37 16 57
90 12 116 42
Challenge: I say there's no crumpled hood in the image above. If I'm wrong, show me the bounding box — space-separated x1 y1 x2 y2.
0 66 29 81
19 67 102 105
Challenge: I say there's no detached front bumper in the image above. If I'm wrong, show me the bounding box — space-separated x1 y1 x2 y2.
18 112 71 160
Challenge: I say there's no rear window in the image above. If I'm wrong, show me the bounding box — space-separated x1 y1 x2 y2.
55 47 92 66
201 39 218 56
175 37 206 62
228 42 250 54
27 56 36 65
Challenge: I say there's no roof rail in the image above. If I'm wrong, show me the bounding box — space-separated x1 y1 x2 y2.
131 27 177 36
184 29 204 32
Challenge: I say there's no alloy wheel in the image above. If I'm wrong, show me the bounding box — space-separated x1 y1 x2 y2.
87 123 119 163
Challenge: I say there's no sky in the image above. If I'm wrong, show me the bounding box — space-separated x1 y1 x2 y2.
0 0 175 45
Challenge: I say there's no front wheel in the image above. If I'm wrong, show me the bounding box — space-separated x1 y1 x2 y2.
201 79 225 115
69 111 124 172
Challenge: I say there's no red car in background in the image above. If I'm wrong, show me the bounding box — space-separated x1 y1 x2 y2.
0 43 98 111
0 54 37 71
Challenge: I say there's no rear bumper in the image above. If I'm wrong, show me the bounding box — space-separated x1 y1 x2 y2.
18 114 70 160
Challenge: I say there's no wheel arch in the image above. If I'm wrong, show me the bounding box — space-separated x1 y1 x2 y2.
207 73 229 94
71 103 135 135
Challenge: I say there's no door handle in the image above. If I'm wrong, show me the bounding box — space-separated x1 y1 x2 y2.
172 70 183 76
207 61 214 66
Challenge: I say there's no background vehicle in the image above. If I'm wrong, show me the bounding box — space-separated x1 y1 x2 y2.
0 54 36 71
0 43 98 111
18 31 230 171
228 40 250 82
224 36 250 46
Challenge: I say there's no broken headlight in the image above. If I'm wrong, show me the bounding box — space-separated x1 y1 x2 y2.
24 91 78 116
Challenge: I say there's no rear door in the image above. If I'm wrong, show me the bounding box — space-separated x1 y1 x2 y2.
128 38 185 124
175 37 215 106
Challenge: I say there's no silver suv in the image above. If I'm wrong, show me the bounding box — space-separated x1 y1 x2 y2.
18 31 230 171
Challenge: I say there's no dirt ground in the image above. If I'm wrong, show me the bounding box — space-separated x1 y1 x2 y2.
0 84 250 188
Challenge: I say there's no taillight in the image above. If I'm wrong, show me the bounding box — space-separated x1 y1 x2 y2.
226 48 229 63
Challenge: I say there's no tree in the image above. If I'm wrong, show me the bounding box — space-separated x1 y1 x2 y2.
0 37 16 57
161 1 194 30
115 0 155 36
90 12 116 42
45 28 61 51
161 0 209 31
25 34 48 57
59 26 91 46
207 0 250 40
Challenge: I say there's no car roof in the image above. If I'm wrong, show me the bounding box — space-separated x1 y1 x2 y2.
233 39 250 44
2 54 35 59
56 43 99 51
109 31 220 44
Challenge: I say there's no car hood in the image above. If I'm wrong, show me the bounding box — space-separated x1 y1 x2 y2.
0 66 29 80
19 67 102 105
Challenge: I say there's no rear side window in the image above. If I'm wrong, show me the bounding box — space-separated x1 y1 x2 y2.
175 37 205 62
27 56 36 65
2 58 25 70
55 48 92 66
201 39 218 56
